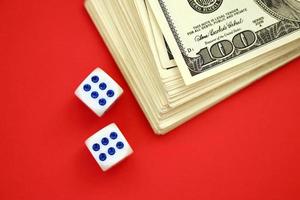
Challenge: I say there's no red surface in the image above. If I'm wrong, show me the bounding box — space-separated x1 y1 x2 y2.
1 1 300 199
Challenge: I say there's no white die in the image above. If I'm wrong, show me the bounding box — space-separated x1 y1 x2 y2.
75 68 123 117
85 123 133 171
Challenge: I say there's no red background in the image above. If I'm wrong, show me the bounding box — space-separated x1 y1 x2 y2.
1 0 300 199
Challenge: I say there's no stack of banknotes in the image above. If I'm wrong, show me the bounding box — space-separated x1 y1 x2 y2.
85 0 300 134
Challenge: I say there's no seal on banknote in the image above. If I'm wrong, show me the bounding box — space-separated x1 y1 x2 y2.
257 0 300 22
187 0 223 14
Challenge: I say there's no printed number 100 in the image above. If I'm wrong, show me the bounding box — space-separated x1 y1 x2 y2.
196 30 256 65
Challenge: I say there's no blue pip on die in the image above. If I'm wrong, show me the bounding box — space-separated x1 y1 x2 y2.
85 123 133 171
75 68 123 117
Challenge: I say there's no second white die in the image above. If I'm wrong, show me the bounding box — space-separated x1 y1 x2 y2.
75 68 123 117
85 123 133 171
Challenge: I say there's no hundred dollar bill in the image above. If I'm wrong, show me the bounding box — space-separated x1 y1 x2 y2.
147 0 300 85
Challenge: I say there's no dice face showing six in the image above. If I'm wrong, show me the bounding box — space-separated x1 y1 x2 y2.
75 68 123 117
85 123 133 171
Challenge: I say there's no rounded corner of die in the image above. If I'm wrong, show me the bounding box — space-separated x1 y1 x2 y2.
100 165 110 172
107 123 118 129
74 86 81 96
118 88 124 96
128 148 134 155
93 67 104 74
84 138 92 148
95 110 104 118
